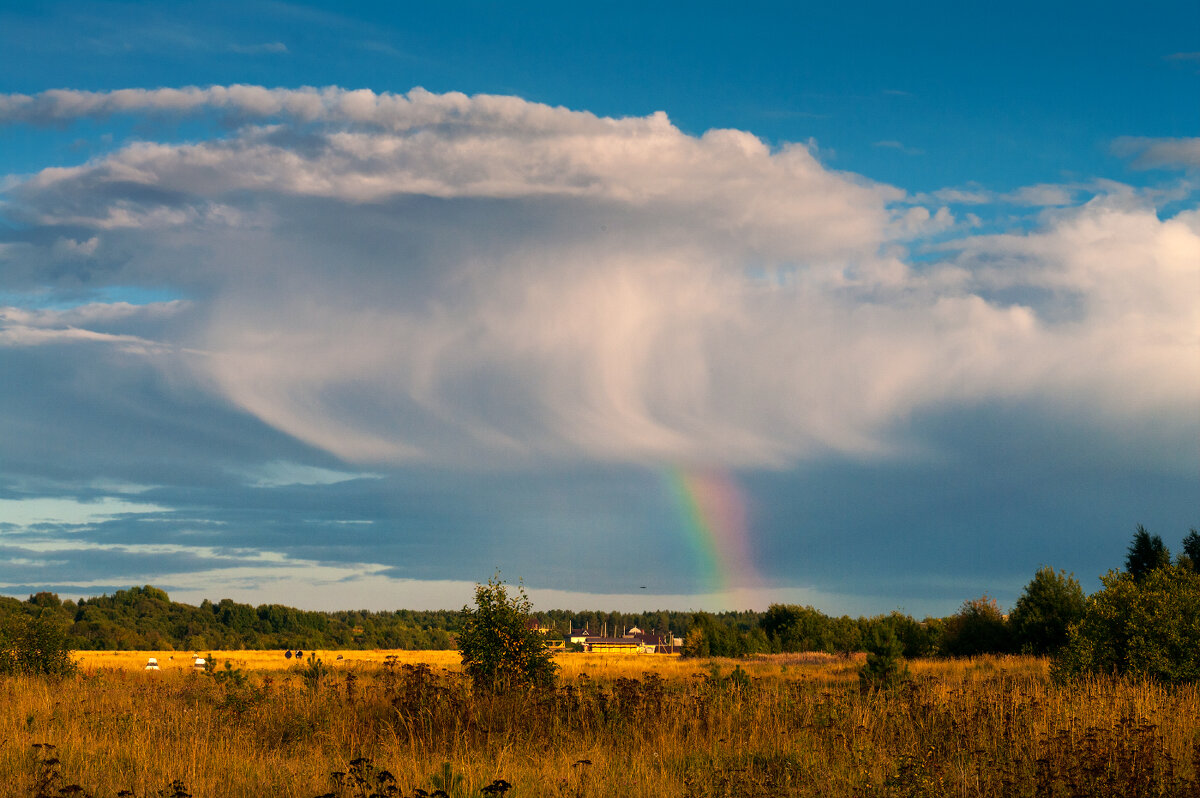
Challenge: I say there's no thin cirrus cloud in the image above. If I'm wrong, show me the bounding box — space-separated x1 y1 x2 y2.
228 42 288 55
1 86 1197 476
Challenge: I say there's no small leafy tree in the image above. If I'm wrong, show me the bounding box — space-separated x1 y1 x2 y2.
0 614 76 677
457 575 557 691
1008 567 1086 655
681 627 709 658
1054 564 1200 683
1126 525 1170 580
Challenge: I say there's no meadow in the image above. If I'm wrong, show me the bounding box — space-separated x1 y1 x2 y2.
5 651 1200 797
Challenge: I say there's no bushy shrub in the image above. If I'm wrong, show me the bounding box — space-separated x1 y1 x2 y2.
457 576 557 691
1054 564 1200 683
859 627 908 689
867 612 941 658
0 614 77 677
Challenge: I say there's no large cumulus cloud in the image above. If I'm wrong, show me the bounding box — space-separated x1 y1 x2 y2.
2 87 1197 474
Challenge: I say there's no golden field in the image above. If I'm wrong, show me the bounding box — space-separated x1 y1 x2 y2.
6 651 1200 797
73 649 462 673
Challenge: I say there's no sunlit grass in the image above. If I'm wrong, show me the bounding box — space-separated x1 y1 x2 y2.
7 652 1200 797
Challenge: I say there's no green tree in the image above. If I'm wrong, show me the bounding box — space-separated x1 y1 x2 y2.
827 615 862 658
1054 564 1200 683
1008 567 1087 655
940 595 1012 657
27 592 63 613
1126 525 1170 580
0 614 77 677
682 612 766 657
457 576 557 691
1180 529 1200 571
761 604 832 652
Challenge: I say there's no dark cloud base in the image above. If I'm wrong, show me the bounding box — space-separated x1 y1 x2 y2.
3 399 1195 615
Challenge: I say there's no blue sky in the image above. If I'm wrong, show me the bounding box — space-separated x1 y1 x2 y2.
0 0 1197 616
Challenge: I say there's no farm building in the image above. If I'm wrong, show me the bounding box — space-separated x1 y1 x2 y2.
580 629 681 653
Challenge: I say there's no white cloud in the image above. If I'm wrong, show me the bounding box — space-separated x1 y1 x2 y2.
51 236 99 257
16 107 897 265
937 199 1200 412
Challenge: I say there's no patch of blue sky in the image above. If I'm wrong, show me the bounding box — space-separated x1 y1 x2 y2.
0 496 169 528
0 285 186 311
94 285 187 306
0 112 261 179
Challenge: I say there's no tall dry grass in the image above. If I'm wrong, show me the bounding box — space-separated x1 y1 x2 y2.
4 652 1200 797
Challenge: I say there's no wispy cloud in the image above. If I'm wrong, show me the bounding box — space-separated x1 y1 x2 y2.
1000 184 1077 207
1114 136 1200 170
873 139 923 156
228 41 288 55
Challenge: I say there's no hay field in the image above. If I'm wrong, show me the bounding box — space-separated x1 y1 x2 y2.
74 648 461 672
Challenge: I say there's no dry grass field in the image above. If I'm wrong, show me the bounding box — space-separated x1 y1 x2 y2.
6 651 1200 797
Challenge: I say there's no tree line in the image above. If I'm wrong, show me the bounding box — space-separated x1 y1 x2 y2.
3 524 1198 683
1 586 459 652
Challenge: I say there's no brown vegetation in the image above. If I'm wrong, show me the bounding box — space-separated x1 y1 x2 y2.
4 653 1200 797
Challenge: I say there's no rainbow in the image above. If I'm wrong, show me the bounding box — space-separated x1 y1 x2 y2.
665 467 761 601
